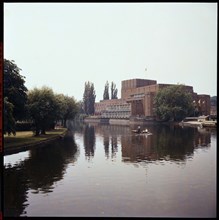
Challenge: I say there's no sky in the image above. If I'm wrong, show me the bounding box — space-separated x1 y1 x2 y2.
4 3 217 102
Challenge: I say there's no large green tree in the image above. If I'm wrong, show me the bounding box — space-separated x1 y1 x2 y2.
27 87 59 135
4 97 16 135
63 95 78 127
111 81 118 99
153 85 194 121
54 93 68 127
103 81 109 100
83 81 96 115
4 59 28 121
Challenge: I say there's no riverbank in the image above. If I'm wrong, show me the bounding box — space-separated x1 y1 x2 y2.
4 128 68 156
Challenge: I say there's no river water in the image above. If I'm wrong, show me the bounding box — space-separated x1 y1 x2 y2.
3 122 217 217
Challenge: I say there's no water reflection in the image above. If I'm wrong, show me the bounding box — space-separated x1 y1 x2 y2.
123 125 211 163
83 124 96 160
81 123 211 164
103 135 110 159
4 133 79 217
3 122 215 217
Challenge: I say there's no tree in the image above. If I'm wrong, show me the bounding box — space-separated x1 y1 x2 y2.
4 97 16 135
77 100 85 114
54 93 68 127
63 96 78 127
4 59 28 121
83 81 96 115
111 81 118 99
103 81 109 100
89 83 96 114
153 85 194 121
27 87 59 135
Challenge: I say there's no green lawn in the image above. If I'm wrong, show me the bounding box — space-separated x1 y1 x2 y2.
4 128 67 148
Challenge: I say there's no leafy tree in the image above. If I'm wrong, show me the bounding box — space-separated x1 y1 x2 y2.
89 83 96 114
77 100 85 114
83 81 96 115
4 97 16 135
4 59 28 121
111 81 118 99
54 93 68 126
153 84 194 121
63 95 78 127
83 82 89 115
103 81 109 100
27 87 59 135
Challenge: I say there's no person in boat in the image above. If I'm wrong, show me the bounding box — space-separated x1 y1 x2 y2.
137 126 141 134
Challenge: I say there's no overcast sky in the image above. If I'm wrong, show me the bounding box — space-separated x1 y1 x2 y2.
4 3 217 101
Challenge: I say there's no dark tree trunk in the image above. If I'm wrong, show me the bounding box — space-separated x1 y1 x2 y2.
41 128 46 135
34 123 40 136
64 119 67 128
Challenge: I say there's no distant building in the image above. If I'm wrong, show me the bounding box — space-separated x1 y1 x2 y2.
94 78 211 118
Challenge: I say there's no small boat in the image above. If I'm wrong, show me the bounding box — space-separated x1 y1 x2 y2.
132 129 152 135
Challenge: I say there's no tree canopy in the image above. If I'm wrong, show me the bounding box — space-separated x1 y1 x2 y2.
83 81 96 115
27 87 79 135
111 81 118 99
27 87 59 135
153 85 194 121
63 95 78 127
103 81 109 100
4 97 16 135
4 59 28 121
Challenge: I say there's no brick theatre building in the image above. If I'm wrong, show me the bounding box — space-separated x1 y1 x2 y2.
94 78 210 119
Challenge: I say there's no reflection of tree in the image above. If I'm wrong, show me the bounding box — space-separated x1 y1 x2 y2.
26 136 78 193
4 134 78 216
66 119 84 133
152 126 196 161
122 125 211 163
4 162 29 217
83 124 96 160
103 135 110 159
100 125 123 159
111 136 118 158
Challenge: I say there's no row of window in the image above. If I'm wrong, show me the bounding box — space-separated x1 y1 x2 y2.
102 111 131 119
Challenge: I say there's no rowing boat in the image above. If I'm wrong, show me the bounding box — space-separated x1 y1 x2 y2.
132 130 152 135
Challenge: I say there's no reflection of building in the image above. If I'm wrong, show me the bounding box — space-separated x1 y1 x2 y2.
121 135 155 162
95 78 210 118
121 126 211 163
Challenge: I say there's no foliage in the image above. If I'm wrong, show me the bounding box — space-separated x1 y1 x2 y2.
63 95 78 127
153 84 194 121
103 81 109 100
111 81 118 99
4 97 16 135
83 81 96 115
4 59 28 121
27 87 60 135
76 100 85 114
54 93 68 125
15 121 34 131
27 87 79 135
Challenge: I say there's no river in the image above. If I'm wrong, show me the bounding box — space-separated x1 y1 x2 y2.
3 122 217 217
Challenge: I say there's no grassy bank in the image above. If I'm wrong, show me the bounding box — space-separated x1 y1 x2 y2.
4 128 67 149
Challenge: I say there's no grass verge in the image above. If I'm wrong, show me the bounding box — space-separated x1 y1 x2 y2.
4 128 67 149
